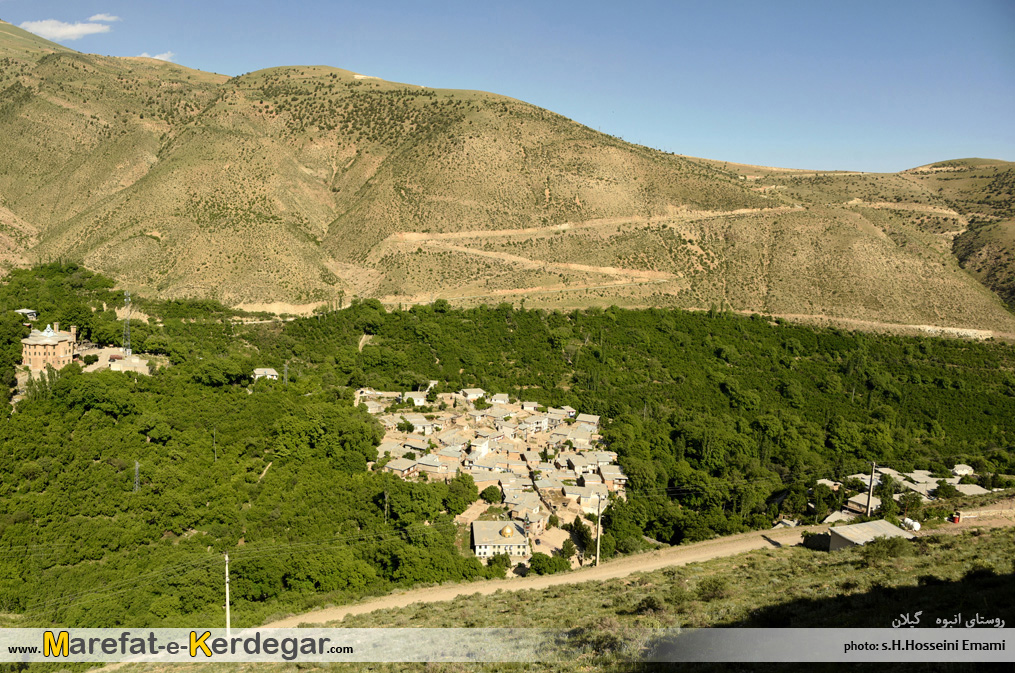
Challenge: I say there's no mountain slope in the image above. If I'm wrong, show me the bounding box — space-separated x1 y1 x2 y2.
0 20 1013 332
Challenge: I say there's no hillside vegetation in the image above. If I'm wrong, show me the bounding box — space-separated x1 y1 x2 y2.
0 21 1012 332
102 528 1014 672
1 265 1014 631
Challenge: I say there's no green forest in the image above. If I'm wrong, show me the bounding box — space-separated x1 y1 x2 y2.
0 264 1013 628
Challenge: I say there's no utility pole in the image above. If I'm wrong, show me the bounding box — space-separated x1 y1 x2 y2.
866 461 877 516
595 496 603 567
134 461 140 492
224 553 231 639
213 427 217 462
284 362 289 387
122 291 131 357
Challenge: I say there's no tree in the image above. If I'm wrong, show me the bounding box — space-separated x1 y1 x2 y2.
898 491 923 518
933 481 961 499
480 485 502 504
528 552 569 575
560 538 577 560
445 473 478 515
571 515 593 550
397 417 415 433
485 553 511 578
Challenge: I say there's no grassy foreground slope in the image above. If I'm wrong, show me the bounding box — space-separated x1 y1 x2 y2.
0 20 1014 333
108 528 1014 672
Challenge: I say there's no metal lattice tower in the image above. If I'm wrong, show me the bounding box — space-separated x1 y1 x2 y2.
122 291 131 356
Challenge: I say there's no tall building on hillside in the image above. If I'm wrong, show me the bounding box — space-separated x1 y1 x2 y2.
21 323 77 371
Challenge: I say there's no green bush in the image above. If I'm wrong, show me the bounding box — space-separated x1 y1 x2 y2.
696 576 731 601
860 536 913 568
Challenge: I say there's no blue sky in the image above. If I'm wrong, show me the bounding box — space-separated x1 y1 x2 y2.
3 1 1013 172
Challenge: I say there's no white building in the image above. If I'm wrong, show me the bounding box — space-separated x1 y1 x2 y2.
472 521 530 558
952 464 974 477
253 367 279 381
403 391 428 407
828 519 915 552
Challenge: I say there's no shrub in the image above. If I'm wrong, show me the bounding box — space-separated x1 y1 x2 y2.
801 531 830 551
696 576 731 601
635 595 666 615
859 536 913 567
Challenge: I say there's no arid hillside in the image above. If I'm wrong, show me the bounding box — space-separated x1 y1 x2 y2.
1 20 1013 333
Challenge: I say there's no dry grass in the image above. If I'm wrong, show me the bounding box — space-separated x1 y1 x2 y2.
0 22 1013 333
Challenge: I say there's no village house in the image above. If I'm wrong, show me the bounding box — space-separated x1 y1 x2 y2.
534 476 564 491
364 400 386 414
548 427 571 448
402 437 430 454
470 436 492 455
598 464 628 491
845 493 881 515
384 457 419 478
906 470 938 485
472 521 530 559
564 484 608 513
375 441 402 460
402 413 438 435
437 447 464 465
546 409 567 428
494 419 518 438
828 519 915 552
14 308 37 321
575 413 600 429
823 510 857 524
876 466 902 480
846 472 879 489
460 388 486 401
586 450 617 466
21 323 77 371
951 464 974 477
954 483 989 496
490 393 510 405
525 414 550 433
815 479 841 492
568 454 596 475
568 428 594 450
416 454 449 477
520 401 539 412
253 367 279 381
485 405 513 421
899 480 935 499
522 451 542 467
403 391 428 407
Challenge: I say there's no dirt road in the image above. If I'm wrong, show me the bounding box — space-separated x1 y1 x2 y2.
262 513 1015 628
263 524 827 627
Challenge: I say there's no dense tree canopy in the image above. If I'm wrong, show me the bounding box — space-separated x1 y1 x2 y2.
0 265 1013 628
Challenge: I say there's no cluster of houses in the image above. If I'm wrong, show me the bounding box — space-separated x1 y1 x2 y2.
814 463 988 525
359 386 627 560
